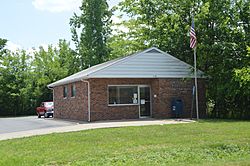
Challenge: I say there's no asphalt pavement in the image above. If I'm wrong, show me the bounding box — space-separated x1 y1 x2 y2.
0 116 75 134
0 117 194 141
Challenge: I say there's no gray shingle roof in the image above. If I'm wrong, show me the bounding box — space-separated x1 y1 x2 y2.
48 47 204 88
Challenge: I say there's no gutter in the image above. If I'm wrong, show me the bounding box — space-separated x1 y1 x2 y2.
81 79 91 122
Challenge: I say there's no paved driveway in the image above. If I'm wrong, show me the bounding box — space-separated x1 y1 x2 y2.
0 116 75 134
0 117 194 141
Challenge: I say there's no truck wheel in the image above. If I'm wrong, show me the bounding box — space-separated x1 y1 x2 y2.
38 115 41 118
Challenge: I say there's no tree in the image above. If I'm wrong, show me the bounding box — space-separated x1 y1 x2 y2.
196 0 250 118
0 38 7 57
0 39 78 116
0 50 33 116
116 0 196 64
0 38 7 50
32 40 78 108
115 0 250 119
57 39 80 75
70 0 112 69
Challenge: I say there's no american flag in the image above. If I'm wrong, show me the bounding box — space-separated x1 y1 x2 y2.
190 19 197 49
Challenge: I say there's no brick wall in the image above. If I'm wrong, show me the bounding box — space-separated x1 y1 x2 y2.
53 81 88 121
89 78 154 121
89 78 206 121
152 78 206 119
53 78 206 121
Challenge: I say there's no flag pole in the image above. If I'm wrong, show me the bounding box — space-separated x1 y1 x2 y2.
190 86 195 119
190 14 199 120
194 46 199 119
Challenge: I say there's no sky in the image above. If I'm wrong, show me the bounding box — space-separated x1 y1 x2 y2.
0 0 121 51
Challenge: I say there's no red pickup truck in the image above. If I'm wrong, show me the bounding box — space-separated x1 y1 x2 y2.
36 101 54 118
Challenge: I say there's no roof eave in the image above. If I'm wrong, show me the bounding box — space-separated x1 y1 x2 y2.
47 76 89 88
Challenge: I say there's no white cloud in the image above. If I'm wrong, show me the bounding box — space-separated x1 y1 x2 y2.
109 0 121 8
32 0 81 13
111 16 129 34
32 0 123 13
5 41 22 52
111 15 122 24
4 42 60 58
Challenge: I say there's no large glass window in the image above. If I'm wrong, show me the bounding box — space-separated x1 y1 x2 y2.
71 84 76 97
63 86 68 98
108 86 138 105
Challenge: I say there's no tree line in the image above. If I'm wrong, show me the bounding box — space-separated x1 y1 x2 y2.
0 0 249 118
0 39 79 116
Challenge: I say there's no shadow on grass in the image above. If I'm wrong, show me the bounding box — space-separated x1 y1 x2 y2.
197 118 250 123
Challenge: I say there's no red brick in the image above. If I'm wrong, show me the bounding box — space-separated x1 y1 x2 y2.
53 78 206 121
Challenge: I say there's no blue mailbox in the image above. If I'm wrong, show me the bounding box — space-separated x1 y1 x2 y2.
171 99 183 117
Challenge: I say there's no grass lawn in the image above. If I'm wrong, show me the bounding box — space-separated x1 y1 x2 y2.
0 120 249 166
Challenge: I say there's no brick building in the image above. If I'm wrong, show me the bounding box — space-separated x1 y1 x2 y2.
48 47 206 121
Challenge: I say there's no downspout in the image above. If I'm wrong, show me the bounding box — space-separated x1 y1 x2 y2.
48 87 54 102
81 79 91 122
48 86 54 117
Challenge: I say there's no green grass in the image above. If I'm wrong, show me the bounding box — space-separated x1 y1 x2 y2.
0 120 250 166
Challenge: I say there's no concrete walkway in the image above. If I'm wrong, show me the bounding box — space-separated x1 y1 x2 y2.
0 119 195 141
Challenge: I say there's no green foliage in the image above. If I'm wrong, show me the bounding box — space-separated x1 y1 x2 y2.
113 0 250 119
0 38 7 51
70 0 112 69
0 38 7 57
113 0 196 63
31 40 76 107
0 39 78 116
194 0 249 119
0 121 249 165
0 0 249 118
0 50 33 115
234 46 250 91
108 18 148 58
234 67 250 88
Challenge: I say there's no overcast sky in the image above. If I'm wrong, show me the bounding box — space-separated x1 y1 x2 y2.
0 0 121 51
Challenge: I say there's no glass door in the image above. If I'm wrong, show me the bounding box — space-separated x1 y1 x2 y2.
139 86 151 117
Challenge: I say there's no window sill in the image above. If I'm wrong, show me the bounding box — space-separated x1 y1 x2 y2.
108 104 139 107
71 96 76 99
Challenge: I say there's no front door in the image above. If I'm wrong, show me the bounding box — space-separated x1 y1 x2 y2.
139 86 151 117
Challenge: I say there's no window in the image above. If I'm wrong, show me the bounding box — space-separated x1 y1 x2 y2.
108 86 138 105
63 86 68 98
44 102 53 107
71 84 76 97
